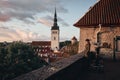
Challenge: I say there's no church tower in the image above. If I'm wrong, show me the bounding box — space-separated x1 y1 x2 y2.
51 8 59 51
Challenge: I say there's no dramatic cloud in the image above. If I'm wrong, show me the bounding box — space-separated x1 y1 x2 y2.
0 27 50 42
0 0 68 22
0 0 69 42
38 15 53 26
38 15 69 27
57 17 69 27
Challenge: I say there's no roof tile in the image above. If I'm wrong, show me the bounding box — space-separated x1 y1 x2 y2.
74 0 120 27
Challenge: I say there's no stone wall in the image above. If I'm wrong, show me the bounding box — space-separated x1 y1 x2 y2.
13 53 84 80
78 26 120 56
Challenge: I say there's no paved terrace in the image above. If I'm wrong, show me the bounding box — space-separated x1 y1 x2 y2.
13 53 84 80
80 59 120 80
13 52 120 80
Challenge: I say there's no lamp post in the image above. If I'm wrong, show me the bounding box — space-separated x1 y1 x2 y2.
95 33 101 66
95 24 102 66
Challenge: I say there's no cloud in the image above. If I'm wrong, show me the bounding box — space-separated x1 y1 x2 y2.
57 17 69 26
0 0 69 42
0 12 11 21
38 18 53 27
60 37 70 41
0 0 68 22
38 15 53 26
38 15 69 27
0 27 50 42
0 26 70 42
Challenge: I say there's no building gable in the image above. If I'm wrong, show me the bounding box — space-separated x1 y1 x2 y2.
74 0 120 27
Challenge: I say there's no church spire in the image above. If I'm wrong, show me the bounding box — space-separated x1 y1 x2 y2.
54 8 57 26
51 8 59 30
51 8 60 51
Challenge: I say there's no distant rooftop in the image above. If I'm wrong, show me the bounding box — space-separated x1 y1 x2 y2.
31 41 51 46
74 0 120 27
71 36 77 40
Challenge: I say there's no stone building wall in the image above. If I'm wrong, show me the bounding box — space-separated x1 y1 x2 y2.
78 26 120 56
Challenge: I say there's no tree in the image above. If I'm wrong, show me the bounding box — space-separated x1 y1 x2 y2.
0 41 48 80
60 40 71 49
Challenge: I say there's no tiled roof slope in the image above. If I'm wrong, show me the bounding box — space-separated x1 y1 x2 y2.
31 41 51 46
74 0 120 27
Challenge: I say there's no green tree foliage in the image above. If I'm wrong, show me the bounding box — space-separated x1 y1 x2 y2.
60 40 71 49
0 41 48 80
60 41 79 56
68 42 79 55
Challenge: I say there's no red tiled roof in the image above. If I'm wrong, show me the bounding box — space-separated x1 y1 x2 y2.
31 41 51 46
74 0 120 27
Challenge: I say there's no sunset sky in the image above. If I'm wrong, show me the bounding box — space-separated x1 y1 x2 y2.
0 0 97 42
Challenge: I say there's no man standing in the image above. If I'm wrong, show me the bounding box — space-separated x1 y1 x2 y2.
84 39 91 57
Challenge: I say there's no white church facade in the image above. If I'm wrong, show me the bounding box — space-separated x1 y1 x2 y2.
51 9 60 51
31 9 60 62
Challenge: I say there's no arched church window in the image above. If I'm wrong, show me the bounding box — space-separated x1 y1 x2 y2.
54 37 56 40
52 31 57 34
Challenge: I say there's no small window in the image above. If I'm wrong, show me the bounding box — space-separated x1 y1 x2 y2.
54 37 56 40
52 31 57 34
102 42 111 48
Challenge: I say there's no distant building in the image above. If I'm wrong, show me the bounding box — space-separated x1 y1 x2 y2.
31 41 51 62
31 41 51 55
51 8 60 51
71 36 77 45
0 41 11 47
31 9 61 62
60 37 78 56
74 0 120 55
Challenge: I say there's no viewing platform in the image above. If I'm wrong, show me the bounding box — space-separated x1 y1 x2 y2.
13 52 120 80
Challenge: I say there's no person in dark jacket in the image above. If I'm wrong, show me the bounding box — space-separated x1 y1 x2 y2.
84 39 91 57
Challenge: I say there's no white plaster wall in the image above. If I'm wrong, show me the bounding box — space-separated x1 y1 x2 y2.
51 30 59 50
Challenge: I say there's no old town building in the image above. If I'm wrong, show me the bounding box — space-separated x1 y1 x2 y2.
74 0 120 56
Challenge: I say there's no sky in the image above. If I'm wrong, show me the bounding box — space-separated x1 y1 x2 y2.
0 0 97 42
